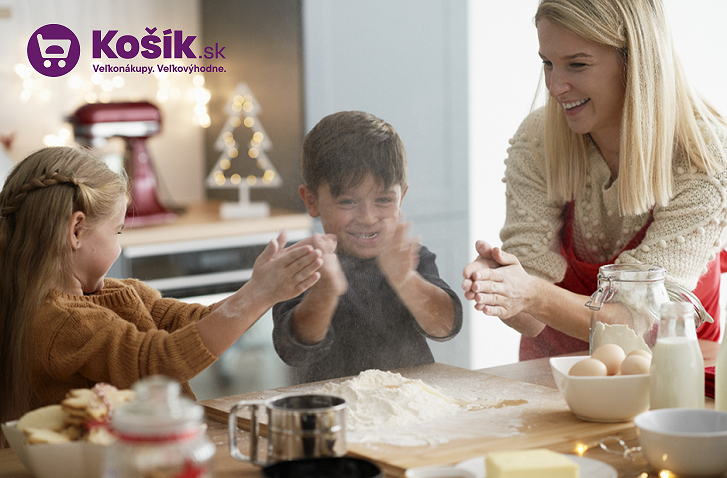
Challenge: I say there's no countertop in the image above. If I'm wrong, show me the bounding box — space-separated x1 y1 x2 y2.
0 340 721 478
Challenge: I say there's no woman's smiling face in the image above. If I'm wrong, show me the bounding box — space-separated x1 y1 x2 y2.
537 18 626 142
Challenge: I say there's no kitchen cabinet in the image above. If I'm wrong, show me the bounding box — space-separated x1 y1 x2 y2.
108 201 312 300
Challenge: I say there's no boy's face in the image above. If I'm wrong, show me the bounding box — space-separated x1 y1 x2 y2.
299 174 407 259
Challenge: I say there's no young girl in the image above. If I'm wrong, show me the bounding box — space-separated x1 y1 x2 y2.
0 146 324 427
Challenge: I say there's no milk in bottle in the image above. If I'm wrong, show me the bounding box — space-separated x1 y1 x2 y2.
650 302 705 410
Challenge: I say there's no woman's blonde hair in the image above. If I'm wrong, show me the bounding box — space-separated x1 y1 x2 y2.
0 147 128 427
535 0 726 215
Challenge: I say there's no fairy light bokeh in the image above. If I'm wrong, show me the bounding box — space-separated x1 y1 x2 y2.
13 62 211 147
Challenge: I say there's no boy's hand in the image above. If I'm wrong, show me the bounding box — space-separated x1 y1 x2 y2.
308 233 348 297
247 231 324 305
376 218 420 290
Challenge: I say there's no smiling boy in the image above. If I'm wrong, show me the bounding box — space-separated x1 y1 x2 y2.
272 111 463 384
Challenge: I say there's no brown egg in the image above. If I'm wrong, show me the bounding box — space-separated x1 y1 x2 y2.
621 354 651 375
627 349 652 359
592 344 626 375
569 358 608 376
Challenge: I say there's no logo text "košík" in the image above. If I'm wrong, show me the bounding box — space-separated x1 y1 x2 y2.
93 27 225 60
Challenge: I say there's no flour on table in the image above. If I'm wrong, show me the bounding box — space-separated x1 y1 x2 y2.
315 369 467 447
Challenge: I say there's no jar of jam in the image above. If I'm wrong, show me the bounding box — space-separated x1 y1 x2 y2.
103 376 215 478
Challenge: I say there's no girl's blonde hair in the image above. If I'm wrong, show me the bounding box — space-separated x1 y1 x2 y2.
0 147 127 426
535 0 726 215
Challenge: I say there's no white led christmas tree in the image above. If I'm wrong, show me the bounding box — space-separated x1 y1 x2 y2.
206 82 281 218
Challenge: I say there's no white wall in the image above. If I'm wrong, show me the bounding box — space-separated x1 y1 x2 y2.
302 0 471 369
467 0 541 369
467 0 727 369
0 0 205 204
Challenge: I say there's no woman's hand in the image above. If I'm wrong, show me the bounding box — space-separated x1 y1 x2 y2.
463 242 537 320
462 240 502 301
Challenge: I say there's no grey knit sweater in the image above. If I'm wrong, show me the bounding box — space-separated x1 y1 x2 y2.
272 246 463 384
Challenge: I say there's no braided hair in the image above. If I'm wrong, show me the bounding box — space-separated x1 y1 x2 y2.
0 171 82 217
0 147 128 429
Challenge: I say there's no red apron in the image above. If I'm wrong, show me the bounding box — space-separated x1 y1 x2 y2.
519 202 722 361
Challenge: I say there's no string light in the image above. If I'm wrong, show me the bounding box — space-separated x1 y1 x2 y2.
16 62 206 130
206 81 281 203
42 127 72 147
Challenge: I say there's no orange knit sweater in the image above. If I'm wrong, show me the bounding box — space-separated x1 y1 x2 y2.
27 278 218 410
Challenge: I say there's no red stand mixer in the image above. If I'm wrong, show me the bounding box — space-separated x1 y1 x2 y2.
68 102 178 227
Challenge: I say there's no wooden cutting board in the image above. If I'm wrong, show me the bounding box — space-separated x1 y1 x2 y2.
200 363 636 477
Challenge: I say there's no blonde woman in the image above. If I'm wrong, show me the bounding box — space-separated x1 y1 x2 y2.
462 0 727 360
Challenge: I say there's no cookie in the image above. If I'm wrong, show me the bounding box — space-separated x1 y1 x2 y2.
16 404 67 433
24 427 72 444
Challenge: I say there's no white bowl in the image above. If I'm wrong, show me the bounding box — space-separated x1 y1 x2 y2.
635 409 727 476
550 356 650 422
1 421 105 478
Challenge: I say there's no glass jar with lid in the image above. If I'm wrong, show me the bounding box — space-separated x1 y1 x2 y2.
103 375 215 478
586 264 712 355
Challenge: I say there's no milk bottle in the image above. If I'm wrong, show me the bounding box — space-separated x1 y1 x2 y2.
650 302 705 410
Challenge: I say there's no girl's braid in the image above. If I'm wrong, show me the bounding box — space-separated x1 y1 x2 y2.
0 171 80 217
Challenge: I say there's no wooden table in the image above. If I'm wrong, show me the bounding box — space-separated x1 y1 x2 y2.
1 340 720 478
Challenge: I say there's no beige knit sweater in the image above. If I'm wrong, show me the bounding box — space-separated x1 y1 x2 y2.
501 107 727 290
28 278 217 410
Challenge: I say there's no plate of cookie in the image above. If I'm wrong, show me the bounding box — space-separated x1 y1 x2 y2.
2 383 134 478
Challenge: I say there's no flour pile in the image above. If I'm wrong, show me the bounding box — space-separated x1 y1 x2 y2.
315 369 466 446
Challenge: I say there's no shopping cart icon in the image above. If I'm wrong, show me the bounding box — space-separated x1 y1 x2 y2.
36 33 71 69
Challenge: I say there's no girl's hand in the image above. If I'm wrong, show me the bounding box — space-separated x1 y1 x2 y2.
377 219 420 290
247 231 324 304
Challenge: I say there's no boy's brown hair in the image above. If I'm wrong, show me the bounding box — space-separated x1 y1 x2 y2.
301 111 407 197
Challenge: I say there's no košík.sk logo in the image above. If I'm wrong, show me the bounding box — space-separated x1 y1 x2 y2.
27 24 81 77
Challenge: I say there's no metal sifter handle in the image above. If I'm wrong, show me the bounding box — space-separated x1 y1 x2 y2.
228 400 268 467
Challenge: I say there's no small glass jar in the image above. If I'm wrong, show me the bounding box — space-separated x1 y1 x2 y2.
649 302 705 410
103 376 215 478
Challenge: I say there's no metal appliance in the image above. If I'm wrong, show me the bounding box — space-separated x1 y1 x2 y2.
68 101 177 227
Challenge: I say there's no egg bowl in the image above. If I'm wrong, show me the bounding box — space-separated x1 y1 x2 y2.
549 356 650 422
635 409 727 476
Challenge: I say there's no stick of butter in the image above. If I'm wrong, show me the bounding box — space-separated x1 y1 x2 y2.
486 449 580 478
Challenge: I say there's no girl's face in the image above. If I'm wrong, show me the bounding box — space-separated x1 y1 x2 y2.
300 174 407 259
69 197 126 294
537 18 626 144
